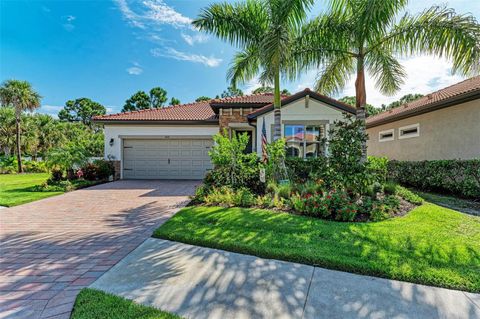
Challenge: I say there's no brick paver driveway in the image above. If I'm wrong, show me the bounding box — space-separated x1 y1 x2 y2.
0 180 198 319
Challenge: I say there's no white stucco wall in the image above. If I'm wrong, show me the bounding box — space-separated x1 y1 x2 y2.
103 124 219 161
255 97 350 155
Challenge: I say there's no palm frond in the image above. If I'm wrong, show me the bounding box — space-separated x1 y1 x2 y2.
227 46 262 86
378 6 480 75
294 14 354 71
314 54 355 95
365 48 406 95
192 0 269 48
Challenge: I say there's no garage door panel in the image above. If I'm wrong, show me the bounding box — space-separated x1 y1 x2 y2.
123 138 212 179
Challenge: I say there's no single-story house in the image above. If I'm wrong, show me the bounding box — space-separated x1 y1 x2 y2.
93 89 355 180
366 76 480 161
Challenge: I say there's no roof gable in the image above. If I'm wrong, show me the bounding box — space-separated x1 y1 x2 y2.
247 88 356 119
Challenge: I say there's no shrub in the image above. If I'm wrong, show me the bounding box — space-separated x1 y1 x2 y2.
369 205 388 221
367 156 388 184
382 195 400 212
232 188 255 207
286 157 328 182
207 131 263 193
277 183 292 199
93 160 115 179
336 203 358 222
0 156 17 174
327 116 372 195
396 185 424 205
23 160 48 173
388 159 480 199
383 181 398 195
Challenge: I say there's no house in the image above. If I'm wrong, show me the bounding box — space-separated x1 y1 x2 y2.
366 76 480 161
93 89 355 180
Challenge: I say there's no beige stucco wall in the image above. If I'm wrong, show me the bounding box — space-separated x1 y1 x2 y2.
255 97 349 156
366 99 480 160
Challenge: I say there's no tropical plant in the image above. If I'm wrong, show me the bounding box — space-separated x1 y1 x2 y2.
194 0 314 140
0 80 42 172
219 86 243 98
297 0 480 160
0 107 16 156
58 97 106 127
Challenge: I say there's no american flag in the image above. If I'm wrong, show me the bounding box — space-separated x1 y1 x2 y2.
261 117 268 163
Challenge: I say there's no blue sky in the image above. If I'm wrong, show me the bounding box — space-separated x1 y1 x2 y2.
1 0 479 116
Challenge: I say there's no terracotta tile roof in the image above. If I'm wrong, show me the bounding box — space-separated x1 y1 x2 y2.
211 93 287 105
93 101 217 122
366 76 480 127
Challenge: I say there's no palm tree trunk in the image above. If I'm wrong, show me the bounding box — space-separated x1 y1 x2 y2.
273 67 281 141
15 114 23 173
355 54 367 163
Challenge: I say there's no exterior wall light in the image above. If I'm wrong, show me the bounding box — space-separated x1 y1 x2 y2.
109 138 114 147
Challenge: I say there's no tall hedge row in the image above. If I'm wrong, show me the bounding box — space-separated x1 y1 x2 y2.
387 159 480 199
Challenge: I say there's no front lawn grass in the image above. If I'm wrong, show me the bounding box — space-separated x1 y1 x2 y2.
71 288 182 319
0 173 62 207
154 204 480 292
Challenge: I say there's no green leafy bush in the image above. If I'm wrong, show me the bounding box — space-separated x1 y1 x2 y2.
207 131 263 193
388 159 480 199
203 186 255 207
395 185 424 205
286 157 328 182
383 181 398 195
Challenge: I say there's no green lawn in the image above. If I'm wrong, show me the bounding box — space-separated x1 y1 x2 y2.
71 289 182 319
154 204 480 292
0 173 62 207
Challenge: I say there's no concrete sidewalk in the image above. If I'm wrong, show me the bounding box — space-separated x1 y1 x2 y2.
91 238 480 319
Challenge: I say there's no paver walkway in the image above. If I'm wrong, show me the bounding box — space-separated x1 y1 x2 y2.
0 180 198 319
92 238 480 319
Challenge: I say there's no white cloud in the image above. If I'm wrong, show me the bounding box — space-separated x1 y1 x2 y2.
243 77 262 94
114 0 192 29
142 0 192 28
126 66 143 75
291 56 465 107
151 47 222 67
181 33 209 46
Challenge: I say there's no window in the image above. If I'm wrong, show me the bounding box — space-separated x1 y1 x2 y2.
284 124 324 158
379 129 394 142
399 123 420 139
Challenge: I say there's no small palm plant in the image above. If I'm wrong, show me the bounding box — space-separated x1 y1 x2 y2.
0 80 42 172
193 0 314 140
296 0 480 161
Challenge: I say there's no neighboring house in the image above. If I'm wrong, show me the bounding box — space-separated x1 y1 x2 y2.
366 76 480 161
93 89 355 180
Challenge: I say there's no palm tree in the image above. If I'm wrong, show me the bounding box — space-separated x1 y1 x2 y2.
296 0 480 161
193 0 314 140
0 80 42 172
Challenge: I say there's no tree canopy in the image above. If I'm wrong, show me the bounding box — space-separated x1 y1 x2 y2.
58 98 106 127
339 96 380 116
252 86 291 95
195 96 211 102
149 87 168 108
381 93 424 110
169 97 181 105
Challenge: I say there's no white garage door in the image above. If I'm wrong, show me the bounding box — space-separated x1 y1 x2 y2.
122 139 213 179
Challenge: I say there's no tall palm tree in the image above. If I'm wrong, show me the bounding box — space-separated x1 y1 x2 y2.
296 0 480 161
193 0 314 140
0 80 42 172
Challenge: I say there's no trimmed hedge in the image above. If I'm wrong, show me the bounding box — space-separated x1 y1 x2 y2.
387 159 480 199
